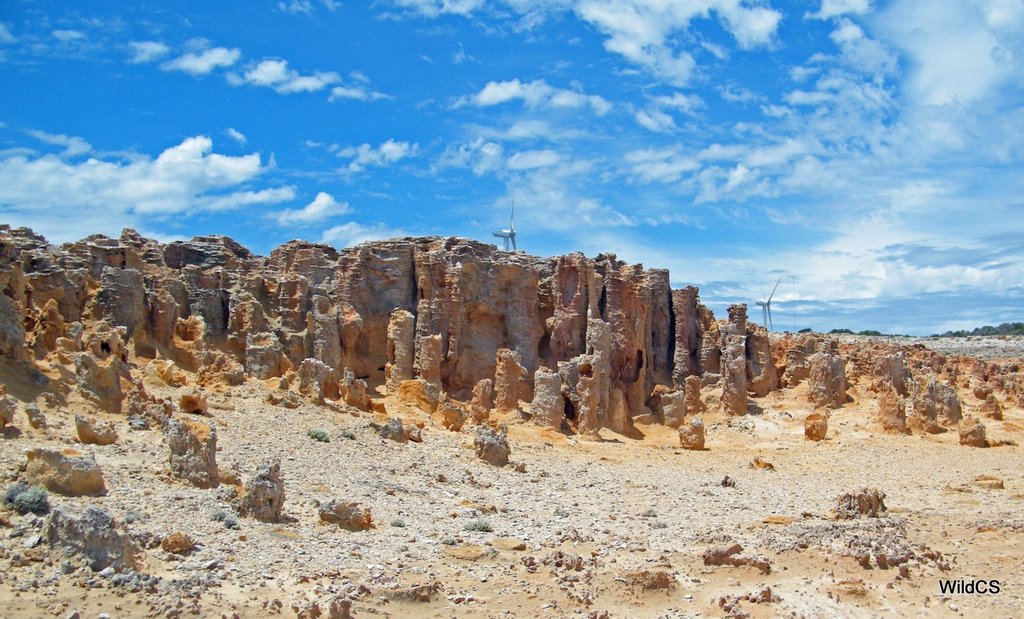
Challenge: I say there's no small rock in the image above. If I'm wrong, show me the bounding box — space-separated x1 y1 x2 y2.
75 415 118 445
678 417 705 450
474 426 510 467
319 500 373 531
804 412 828 441
160 531 195 554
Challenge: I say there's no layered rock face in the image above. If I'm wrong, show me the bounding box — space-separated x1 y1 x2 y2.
1 226 898 436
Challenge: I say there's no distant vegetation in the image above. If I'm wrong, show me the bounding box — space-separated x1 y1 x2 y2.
828 328 885 336
935 322 1024 337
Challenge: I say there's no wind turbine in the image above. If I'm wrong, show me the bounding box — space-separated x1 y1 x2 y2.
492 191 517 251
755 276 782 332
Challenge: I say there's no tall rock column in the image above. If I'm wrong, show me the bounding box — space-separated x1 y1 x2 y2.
384 309 415 393
672 286 701 387
721 304 748 415
494 348 529 414
530 368 564 429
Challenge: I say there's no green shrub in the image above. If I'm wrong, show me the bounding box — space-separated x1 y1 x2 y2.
4 483 50 515
442 535 457 545
341 430 356 440
464 519 493 532
641 508 658 518
391 518 406 528
651 521 668 529
307 429 330 443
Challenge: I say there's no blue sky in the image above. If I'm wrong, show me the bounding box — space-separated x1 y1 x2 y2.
1 0 1022 335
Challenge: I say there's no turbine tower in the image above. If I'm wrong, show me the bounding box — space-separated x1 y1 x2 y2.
492 191 517 251
755 276 782 332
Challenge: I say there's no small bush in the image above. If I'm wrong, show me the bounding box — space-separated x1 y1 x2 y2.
341 430 356 440
211 510 227 522
464 519 493 532
442 535 457 545
125 510 143 524
651 521 668 529
13 486 50 515
641 508 658 518
307 429 330 443
223 515 240 530
4 482 50 515
554 506 571 517
391 518 406 528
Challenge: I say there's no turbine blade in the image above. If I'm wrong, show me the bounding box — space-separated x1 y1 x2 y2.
768 276 782 302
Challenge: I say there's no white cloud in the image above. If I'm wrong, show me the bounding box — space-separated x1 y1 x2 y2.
0 136 290 242
328 84 390 102
390 0 486 17
275 191 351 225
337 139 419 174
0 22 16 44
128 41 170 64
52 29 85 43
805 0 874 20
507 149 561 170
438 138 505 176
321 221 409 246
635 108 676 132
653 92 704 114
279 0 315 14
162 46 241 76
874 0 1022 105
233 58 340 94
225 128 247 145
457 78 611 115
24 129 92 157
624 148 699 183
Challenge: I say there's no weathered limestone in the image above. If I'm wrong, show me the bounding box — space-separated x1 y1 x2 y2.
659 390 686 429
297 358 339 403
874 352 912 397
684 375 705 417
804 412 828 441
339 368 371 411
745 326 778 397
245 332 289 379
679 418 705 450
45 505 140 572
319 500 373 531
468 378 493 424
385 309 415 393
474 426 510 466
910 375 962 432
671 286 702 386
24 448 106 496
75 415 118 445
877 388 907 433
530 368 564 429
959 417 989 448
418 333 443 401
808 352 848 409
441 400 467 431
75 352 122 414
167 417 219 489
494 348 529 414
834 488 887 519
0 393 15 428
239 461 285 522
721 337 748 416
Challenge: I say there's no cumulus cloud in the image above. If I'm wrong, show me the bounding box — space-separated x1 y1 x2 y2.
274 191 351 225
162 46 241 75
337 139 419 174
233 58 340 94
128 41 170 64
456 78 611 115
0 135 277 216
328 83 390 102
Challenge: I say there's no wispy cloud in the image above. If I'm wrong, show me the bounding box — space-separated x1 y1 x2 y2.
24 129 92 157
224 127 247 145
0 22 16 44
321 221 408 246
128 40 170 64
337 139 419 174
456 78 611 115
231 58 340 94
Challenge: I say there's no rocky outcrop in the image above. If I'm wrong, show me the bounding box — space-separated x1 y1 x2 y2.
745 326 778 397
530 368 564 429
834 488 887 519
167 418 219 489
339 368 371 411
910 375 962 432
75 415 118 445
75 352 123 414
0 393 15 428
468 378 493 424
474 426 510 467
679 418 705 450
493 348 529 414
808 351 848 408
959 417 989 448
385 309 415 392
24 448 106 496
45 505 141 572
239 461 286 522
877 388 907 433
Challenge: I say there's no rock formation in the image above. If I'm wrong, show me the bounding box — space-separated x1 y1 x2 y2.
24 448 106 496
45 505 141 572
166 418 219 489
239 460 286 522
474 426 510 467
808 350 848 408
530 368 564 429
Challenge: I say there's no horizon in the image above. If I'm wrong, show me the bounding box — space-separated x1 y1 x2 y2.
1 1 1022 336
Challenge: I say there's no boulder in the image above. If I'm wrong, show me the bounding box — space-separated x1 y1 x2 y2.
24 403 46 429
167 417 219 488
296 358 339 404
804 412 828 441
160 531 195 554
239 461 286 522
468 378 493 424
339 368 371 411
679 417 705 450
319 500 373 531
0 393 15 428
24 448 106 496
834 488 887 519
178 390 208 415
75 415 118 445
958 417 989 448
441 401 467 431
45 505 140 572
660 389 686 428
474 426 510 467
684 374 705 417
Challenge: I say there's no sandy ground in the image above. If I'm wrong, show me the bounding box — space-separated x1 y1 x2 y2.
1 345 1023 618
